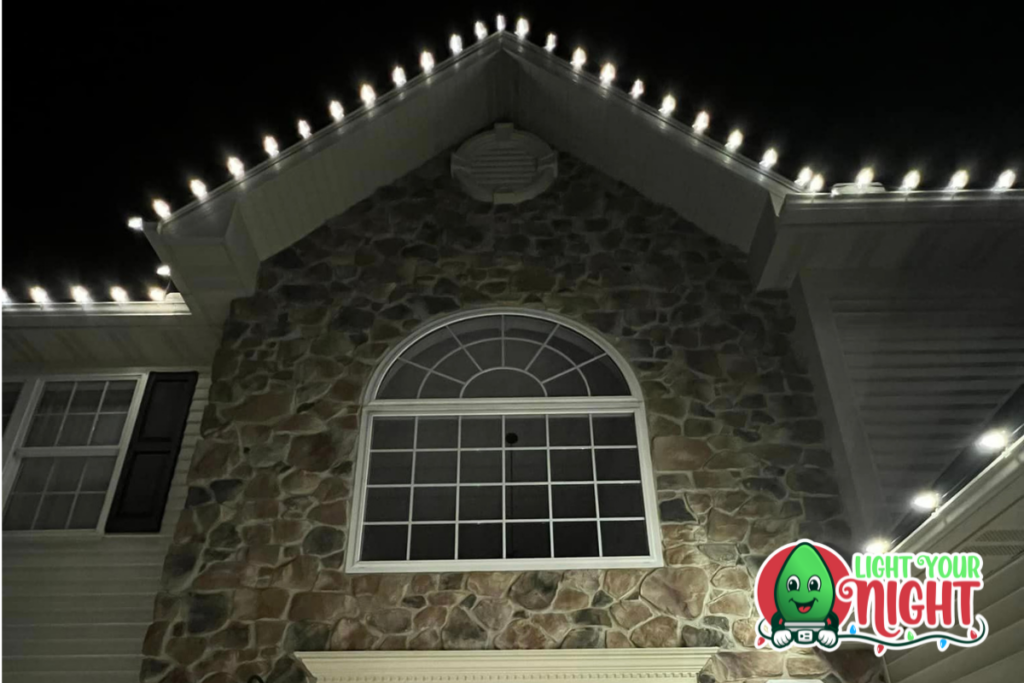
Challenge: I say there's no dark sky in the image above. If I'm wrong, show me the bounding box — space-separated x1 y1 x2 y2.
3 2 1021 302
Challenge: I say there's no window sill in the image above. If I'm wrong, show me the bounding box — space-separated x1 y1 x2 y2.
347 555 664 575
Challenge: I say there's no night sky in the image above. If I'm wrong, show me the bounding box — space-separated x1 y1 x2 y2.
3 3 1021 302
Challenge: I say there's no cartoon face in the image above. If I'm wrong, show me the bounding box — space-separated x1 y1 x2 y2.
774 542 835 623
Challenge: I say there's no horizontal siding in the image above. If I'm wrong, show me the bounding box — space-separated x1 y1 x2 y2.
2 372 209 683
829 287 1024 529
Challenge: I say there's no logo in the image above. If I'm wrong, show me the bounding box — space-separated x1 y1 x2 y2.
753 540 988 656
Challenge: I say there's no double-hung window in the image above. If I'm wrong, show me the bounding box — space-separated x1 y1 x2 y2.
348 309 663 572
2 376 143 532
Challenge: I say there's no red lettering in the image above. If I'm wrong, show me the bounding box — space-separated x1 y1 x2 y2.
844 578 902 638
898 580 924 626
951 580 982 627
926 579 955 628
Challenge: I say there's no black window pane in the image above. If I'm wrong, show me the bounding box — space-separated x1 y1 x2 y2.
365 487 410 522
550 449 593 481
554 522 600 557
412 487 456 521
592 415 638 446
504 417 546 447
463 370 545 398
368 452 413 485
14 458 54 492
466 340 502 370
549 326 603 364
415 451 457 484
598 483 645 518
506 485 549 519
506 450 547 482
371 417 415 449
451 316 501 344
595 448 642 481
601 520 650 556
549 416 591 446
581 356 630 396
362 525 408 561
35 494 74 530
529 348 573 381
545 371 589 397
435 350 478 382
417 418 458 448
420 373 463 398
504 340 540 369
378 362 427 399
459 486 503 520
507 522 550 558
462 417 502 448
406 329 460 367
505 316 555 343
459 523 503 559
552 485 596 518
4 494 41 530
410 524 455 560
460 451 502 483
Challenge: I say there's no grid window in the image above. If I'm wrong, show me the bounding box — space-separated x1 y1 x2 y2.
3 378 139 533
358 413 651 563
3 381 24 433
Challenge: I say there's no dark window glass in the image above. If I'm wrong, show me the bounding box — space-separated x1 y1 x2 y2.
549 416 591 446
550 449 593 481
601 520 650 556
548 326 604 364
505 316 555 343
368 452 413 485
415 451 457 484
465 340 503 369
412 487 456 521
459 487 502 520
506 450 547 482
371 417 415 449
365 487 410 522
417 418 458 448
551 485 596 518
530 349 573 381
506 485 549 519
554 522 600 557
421 374 462 398
459 523 503 559
460 450 502 483
362 525 408 561
378 363 427 400
463 370 544 398
545 371 589 397
504 417 546 447
435 350 478 382
410 524 455 560
461 417 502 448
595 448 642 481
507 522 550 558
598 483 645 518
592 415 637 446
504 340 539 369
581 356 630 396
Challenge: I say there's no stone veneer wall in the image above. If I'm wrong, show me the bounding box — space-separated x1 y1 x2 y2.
143 149 883 683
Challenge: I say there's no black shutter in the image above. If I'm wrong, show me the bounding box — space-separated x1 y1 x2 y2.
106 372 198 533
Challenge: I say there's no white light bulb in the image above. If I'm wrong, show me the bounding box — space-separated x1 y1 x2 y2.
947 169 969 191
475 21 488 41
809 174 826 193
263 136 279 158
392 66 407 88
912 491 940 512
977 429 1008 452
226 157 245 180
571 47 587 70
29 286 49 304
900 169 921 191
760 148 778 169
1 289 9 305
329 100 345 122
599 63 616 86
659 95 676 116
148 287 166 302
864 539 890 554
545 33 557 52
994 169 1016 190
515 18 529 39
693 111 710 134
127 216 144 230
496 14 506 32
855 167 875 187
630 79 644 99
153 199 171 219
795 167 813 188
726 130 744 152
420 51 435 74
71 285 91 304
360 84 376 107
450 34 463 56
189 179 208 200
110 286 129 303
298 119 312 139
156 265 171 277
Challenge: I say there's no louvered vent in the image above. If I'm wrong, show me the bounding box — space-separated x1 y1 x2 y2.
452 123 557 204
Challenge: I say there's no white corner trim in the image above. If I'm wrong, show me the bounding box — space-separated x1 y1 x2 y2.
296 649 719 683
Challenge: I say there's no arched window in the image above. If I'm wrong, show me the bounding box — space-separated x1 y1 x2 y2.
347 310 662 572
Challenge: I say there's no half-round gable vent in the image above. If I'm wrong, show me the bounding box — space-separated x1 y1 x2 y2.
451 123 557 204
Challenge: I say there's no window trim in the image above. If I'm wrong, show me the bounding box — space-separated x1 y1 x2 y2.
1 372 148 536
347 308 663 574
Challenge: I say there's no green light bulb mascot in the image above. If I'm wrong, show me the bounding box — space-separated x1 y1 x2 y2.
769 542 840 648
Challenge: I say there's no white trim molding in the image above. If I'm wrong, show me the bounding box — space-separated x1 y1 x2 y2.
296 649 719 683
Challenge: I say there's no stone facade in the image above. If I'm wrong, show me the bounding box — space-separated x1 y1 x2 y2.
143 147 883 683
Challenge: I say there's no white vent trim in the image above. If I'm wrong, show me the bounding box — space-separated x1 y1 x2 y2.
452 123 557 204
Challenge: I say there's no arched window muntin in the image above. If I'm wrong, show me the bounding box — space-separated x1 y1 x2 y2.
347 308 664 573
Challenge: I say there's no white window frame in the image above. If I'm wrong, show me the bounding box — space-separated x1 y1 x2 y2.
1 372 148 536
346 308 664 574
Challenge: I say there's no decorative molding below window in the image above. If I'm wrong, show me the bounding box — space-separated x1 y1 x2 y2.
451 123 557 204
297 649 719 683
